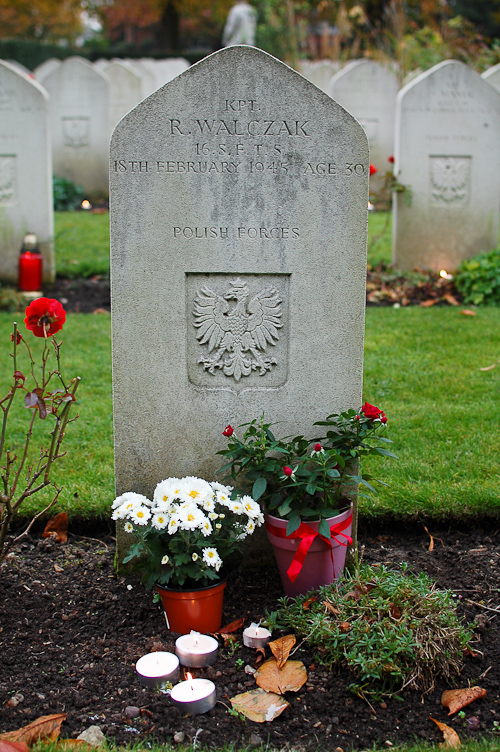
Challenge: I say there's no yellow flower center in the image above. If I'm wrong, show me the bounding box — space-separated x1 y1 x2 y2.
137 511 144 518
189 490 200 499
187 513 195 522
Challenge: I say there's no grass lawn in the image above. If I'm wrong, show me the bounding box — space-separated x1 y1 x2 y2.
2 302 499 524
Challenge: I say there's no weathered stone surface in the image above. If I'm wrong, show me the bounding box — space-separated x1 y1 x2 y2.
102 60 142 132
393 60 500 272
329 60 399 195
43 56 109 194
110 47 368 513
0 60 54 284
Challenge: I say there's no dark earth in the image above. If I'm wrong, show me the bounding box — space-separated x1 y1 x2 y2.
1 523 499 750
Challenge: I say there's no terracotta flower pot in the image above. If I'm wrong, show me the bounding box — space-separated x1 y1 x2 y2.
155 579 226 634
265 507 353 598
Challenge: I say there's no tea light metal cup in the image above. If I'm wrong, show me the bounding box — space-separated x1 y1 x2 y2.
175 631 218 667
135 651 180 688
243 623 272 649
170 675 216 715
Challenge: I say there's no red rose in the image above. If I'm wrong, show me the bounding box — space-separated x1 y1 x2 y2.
24 298 66 338
283 466 293 477
314 443 322 452
361 401 387 423
369 164 378 175
387 155 395 164
222 425 234 437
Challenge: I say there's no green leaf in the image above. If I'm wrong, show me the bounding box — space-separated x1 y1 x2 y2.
286 515 302 536
252 476 267 501
306 483 317 495
372 447 399 459
318 518 331 539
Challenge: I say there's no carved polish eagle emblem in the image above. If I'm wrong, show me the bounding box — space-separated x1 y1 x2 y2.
193 278 282 382
430 156 470 204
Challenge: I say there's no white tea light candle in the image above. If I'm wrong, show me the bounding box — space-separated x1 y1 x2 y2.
243 623 272 649
175 631 218 667
135 651 180 688
170 675 216 715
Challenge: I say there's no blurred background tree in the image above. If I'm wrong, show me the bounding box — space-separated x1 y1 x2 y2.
0 0 83 44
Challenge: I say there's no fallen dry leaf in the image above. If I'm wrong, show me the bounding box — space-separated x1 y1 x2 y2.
0 714 67 745
215 617 245 635
441 687 487 715
443 294 460 306
420 299 438 307
388 603 401 620
424 525 435 551
340 622 352 632
269 635 296 669
302 596 317 610
255 647 266 669
255 658 307 694
429 717 461 747
0 741 29 752
42 513 68 543
323 601 340 615
230 688 289 723
480 364 496 371
460 309 476 316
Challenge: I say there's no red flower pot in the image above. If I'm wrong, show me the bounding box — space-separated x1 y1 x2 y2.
265 507 353 598
155 579 226 634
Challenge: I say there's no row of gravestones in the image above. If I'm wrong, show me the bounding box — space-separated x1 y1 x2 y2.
2 52 500 285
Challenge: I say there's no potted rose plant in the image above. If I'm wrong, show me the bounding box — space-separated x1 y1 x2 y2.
112 476 263 632
218 403 396 596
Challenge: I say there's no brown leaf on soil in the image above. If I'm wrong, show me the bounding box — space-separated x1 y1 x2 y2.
255 658 307 694
461 309 476 316
303 596 317 610
230 688 289 723
215 617 245 635
429 717 461 747
269 635 296 669
42 513 68 543
424 525 435 551
0 741 29 752
420 299 438 307
254 647 266 669
323 601 340 614
441 687 487 715
0 714 67 744
345 581 377 600
443 294 460 306
340 622 352 632
388 603 402 620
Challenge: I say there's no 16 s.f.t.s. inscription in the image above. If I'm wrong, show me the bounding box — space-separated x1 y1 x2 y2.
193 278 282 382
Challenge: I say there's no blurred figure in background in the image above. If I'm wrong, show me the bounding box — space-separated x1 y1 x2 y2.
222 0 256 46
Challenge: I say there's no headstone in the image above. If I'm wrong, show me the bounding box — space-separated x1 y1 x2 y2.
328 60 399 194
105 60 143 132
34 58 61 84
393 60 500 272
110 46 369 507
126 60 158 99
0 61 54 284
481 62 500 92
43 56 109 195
302 60 340 93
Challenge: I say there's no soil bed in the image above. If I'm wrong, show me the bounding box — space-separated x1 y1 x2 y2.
1 524 499 750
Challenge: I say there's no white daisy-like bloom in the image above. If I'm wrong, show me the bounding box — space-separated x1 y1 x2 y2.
215 489 232 508
208 512 218 520
111 491 150 511
241 496 261 519
161 555 169 565
124 521 134 533
177 503 206 531
218 513 226 519
192 552 199 561
154 477 184 506
130 505 151 525
200 518 213 537
202 547 222 568
167 516 180 535
215 560 222 572
202 496 215 512
210 481 233 494
182 476 213 505
215 523 222 530
228 499 245 514
245 519 256 535
152 512 169 530
236 530 248 540
255 512 265 526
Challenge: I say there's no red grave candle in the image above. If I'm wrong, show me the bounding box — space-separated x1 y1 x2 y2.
19 234 43 292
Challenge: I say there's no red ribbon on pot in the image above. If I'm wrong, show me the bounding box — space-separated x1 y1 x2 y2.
265 513 353 583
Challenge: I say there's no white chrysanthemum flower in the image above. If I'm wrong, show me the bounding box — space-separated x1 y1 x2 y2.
200 518 213 537
161 555 169 565
152 512 169 530
210 481 233 494
182 476 213 505
192 552 199 561
167 516 180 535
202 497 215 512
203 547 222 568
255 512 264 526
154 478 184 506
236 530 248 540
177 503 206 531
208 512 218 520
215 489 232 508
124 521 134 533
215 523 222 530
245 519 256 535
215 560 222 572
228 500 244 514
131 506 151 525
111 491 150 511
241 495 261 519
218 513 226 519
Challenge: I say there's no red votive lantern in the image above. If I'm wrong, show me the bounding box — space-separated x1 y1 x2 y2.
19 233 43 292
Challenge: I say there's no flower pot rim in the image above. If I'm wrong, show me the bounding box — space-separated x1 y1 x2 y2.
264 501 353 525
155 576 227 595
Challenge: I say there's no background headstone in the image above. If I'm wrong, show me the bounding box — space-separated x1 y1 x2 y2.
103 60 142 133
0 61 54 284
301 60 340 93
110 46 369 512
393 60 500 272
34 58 61 84
328 60 399 195
43 56 109 195
481 62 500 92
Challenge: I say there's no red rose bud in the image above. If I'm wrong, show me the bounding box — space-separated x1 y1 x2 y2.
283 466 293 477
13 371 25 383
380 414 388 424
314 443 322 452
222 425 233 437
369 164 378 175
361 401 385 421
387 155 395 164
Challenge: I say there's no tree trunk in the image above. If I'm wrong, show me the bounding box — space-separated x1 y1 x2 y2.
156 1 180 54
